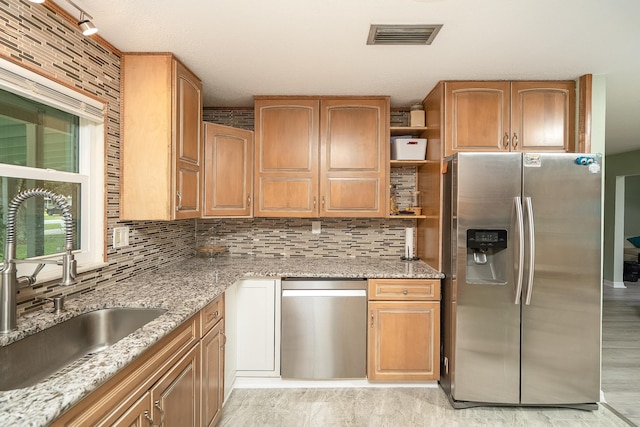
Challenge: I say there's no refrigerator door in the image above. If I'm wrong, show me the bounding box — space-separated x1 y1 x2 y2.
452 152 522 404
520 153 601 404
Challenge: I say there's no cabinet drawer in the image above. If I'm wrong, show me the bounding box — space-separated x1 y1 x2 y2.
202 295 224 335
368 279 440 301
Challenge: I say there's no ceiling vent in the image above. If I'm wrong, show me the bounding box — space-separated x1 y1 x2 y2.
367 24 443 45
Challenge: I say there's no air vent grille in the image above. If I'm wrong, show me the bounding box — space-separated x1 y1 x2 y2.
367 24 443 45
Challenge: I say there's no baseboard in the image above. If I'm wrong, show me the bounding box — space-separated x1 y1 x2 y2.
233 377 439 389
604 280 627 289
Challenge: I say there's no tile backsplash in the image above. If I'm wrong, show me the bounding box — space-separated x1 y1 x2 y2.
197 217 415 259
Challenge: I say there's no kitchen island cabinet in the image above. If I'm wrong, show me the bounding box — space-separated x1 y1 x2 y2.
367 278 440 381
254 96 388 218
120 53 203 220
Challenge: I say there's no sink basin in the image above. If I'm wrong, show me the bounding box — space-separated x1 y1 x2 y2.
0 307 167 391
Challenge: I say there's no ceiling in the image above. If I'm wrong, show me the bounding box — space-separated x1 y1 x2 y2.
60 0 640 155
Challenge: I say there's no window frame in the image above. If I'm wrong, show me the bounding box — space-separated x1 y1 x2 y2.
0 57 106 282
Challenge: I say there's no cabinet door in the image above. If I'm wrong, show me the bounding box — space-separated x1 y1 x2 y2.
368 301 440 381
444 82 510 156
254 99 319 217
511 81 575 152
120 53 173 220
203 123 253 216
236 279 279 375
173 60 203 219
202 320 225 427
150 344 200 427
108 392 153 427
320 98 388 217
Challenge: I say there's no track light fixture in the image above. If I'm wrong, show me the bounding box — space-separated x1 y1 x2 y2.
27 0 98 36
77 12 98 36
64 0 98 36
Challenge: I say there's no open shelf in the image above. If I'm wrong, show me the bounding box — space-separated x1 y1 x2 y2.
390 160 428 167
390 126 428 136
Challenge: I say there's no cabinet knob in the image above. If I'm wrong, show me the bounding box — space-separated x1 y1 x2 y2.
403 288 408 295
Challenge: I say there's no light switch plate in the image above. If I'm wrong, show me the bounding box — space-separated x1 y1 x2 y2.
113 226 130 248
312 221 321 234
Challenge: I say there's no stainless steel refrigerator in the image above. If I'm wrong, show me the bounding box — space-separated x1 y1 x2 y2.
440 152 602 409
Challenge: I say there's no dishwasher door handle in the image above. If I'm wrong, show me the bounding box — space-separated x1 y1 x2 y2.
282 289 366 297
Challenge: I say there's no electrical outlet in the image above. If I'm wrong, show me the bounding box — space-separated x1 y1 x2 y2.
113 226 130 248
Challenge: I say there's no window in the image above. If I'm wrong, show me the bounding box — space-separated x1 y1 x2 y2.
0 58 105 281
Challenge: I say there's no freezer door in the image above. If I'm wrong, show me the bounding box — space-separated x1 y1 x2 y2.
452 152 522 404
520 153 601 404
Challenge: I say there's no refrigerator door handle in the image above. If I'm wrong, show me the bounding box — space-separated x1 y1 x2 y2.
514 196 525 305
524 196 536 305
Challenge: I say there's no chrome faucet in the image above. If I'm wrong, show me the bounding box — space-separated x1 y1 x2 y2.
1 188 77 333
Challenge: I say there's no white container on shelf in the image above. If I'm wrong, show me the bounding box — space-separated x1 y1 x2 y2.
390 137 427 160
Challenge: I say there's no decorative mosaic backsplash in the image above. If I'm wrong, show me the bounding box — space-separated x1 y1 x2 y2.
197 217 416 259
1 1 420 313
203 107 254 130
203 107 409 130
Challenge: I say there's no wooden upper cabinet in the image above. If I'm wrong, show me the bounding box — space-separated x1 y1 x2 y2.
511 81 575 152
202 123 253 217
444 81 575 157
254 96 388 218
120 53 203 220
254 98 319 217
320 98 388 217
445 81 510 155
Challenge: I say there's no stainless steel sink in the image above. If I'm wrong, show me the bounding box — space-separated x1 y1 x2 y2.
0 307 167 391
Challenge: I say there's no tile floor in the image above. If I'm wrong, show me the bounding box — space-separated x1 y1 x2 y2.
219 387 628 426
602 282 640 426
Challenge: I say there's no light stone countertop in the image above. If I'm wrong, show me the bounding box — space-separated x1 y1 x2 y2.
0 256 442 427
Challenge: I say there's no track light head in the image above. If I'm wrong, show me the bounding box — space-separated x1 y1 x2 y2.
78 19 98 36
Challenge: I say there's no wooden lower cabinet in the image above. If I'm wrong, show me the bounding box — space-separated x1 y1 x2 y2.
111 345 200 427
367 279 440 381
151 344 201 426
202 320 225 427
109 392 152 427
52 295 224 427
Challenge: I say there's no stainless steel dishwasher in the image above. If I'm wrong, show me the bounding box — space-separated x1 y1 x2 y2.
281 278 367 379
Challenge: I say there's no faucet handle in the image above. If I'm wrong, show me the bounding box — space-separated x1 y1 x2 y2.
60 251 76 286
